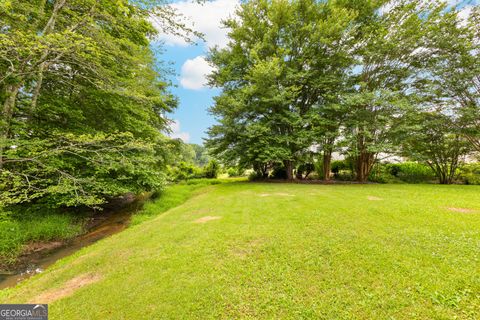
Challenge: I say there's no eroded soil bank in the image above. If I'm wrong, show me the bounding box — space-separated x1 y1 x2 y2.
0 196 145 289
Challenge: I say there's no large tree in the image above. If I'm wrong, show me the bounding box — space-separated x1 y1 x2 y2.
340 0 439 182
0 0 189 208
207 0 356 179
401 111 471 184
397 2 479 184
421 4 480 151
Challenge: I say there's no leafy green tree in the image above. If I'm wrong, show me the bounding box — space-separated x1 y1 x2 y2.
401 111 471 184
0 133 171 207
0 0 193 209
340 0 438 182
396 2 478 184
207 0 356 180
420 5 480 151
189 143 210 167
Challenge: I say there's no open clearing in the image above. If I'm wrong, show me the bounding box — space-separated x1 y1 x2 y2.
1 182 479 319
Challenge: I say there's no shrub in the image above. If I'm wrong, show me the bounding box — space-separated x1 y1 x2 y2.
368 162 435 184
330 160 354 181
204 160 221 179
227 167 245 177
314 161 324 180
296 163 315 179
331 160 349 175
335 171 355 181
168 162 205 181
387 162 435 183
459 163 480 185
248 171 263 181
369 164 401 184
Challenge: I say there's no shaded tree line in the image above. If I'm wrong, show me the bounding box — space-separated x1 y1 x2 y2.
0 0 197 209
206 0 479 184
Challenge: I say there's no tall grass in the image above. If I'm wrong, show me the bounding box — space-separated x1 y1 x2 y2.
0 212 83 266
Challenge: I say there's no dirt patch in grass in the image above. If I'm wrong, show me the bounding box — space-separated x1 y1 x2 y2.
367 196 383 201
446 207 476 213
190 209 213 216
231 239 264 259
193 216 222 224
31 273 102 304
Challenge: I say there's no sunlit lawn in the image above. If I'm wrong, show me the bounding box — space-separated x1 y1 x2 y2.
1 182 479 319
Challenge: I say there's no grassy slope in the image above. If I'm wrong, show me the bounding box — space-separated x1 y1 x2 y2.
0 179 220 266
1 183 479 319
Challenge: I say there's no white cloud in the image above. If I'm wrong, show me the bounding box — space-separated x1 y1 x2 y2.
169 120 190 142
179 56 214 90
379 2 396 15
458 5 473 24
154 0 239 49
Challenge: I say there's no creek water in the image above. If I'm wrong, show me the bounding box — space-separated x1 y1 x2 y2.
0 202 140 290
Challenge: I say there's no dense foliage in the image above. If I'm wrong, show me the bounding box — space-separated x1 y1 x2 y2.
206 0 480 184
0 0 187 209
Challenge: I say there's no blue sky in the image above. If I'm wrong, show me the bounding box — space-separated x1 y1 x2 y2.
151 0 239 145
155 43 220 145
153 0 477 145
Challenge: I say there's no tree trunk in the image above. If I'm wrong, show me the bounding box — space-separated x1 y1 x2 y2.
323 150 332 181
30 63 46 114
356 151 375 183
284 160 294 180
356 156 366 183
29 0 67 115
262 163 269 178
0 84 21 169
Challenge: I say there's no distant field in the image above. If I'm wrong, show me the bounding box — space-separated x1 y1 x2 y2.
1 182 479 319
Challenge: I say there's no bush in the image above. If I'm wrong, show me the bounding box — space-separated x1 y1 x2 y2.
296 163 315 179
459 163 480 185
168 162 205 181
369 164 401 184
314 161 324 180
368 162 435 184
330 160 354 181
387 162 435 183
204 160 221 179
227 167 245 177
331 160 350 175
248 171 263 181
335 171 355 181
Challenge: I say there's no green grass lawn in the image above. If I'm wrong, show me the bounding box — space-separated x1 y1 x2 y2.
1 182 479 319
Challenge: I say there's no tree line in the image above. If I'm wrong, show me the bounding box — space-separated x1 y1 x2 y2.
0 0 196 210
206 0 480 184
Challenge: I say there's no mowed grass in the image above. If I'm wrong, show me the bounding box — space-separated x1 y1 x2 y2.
1 183 479 319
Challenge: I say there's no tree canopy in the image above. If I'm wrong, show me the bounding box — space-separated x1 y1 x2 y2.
206 0 480 184
0 0 192 208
